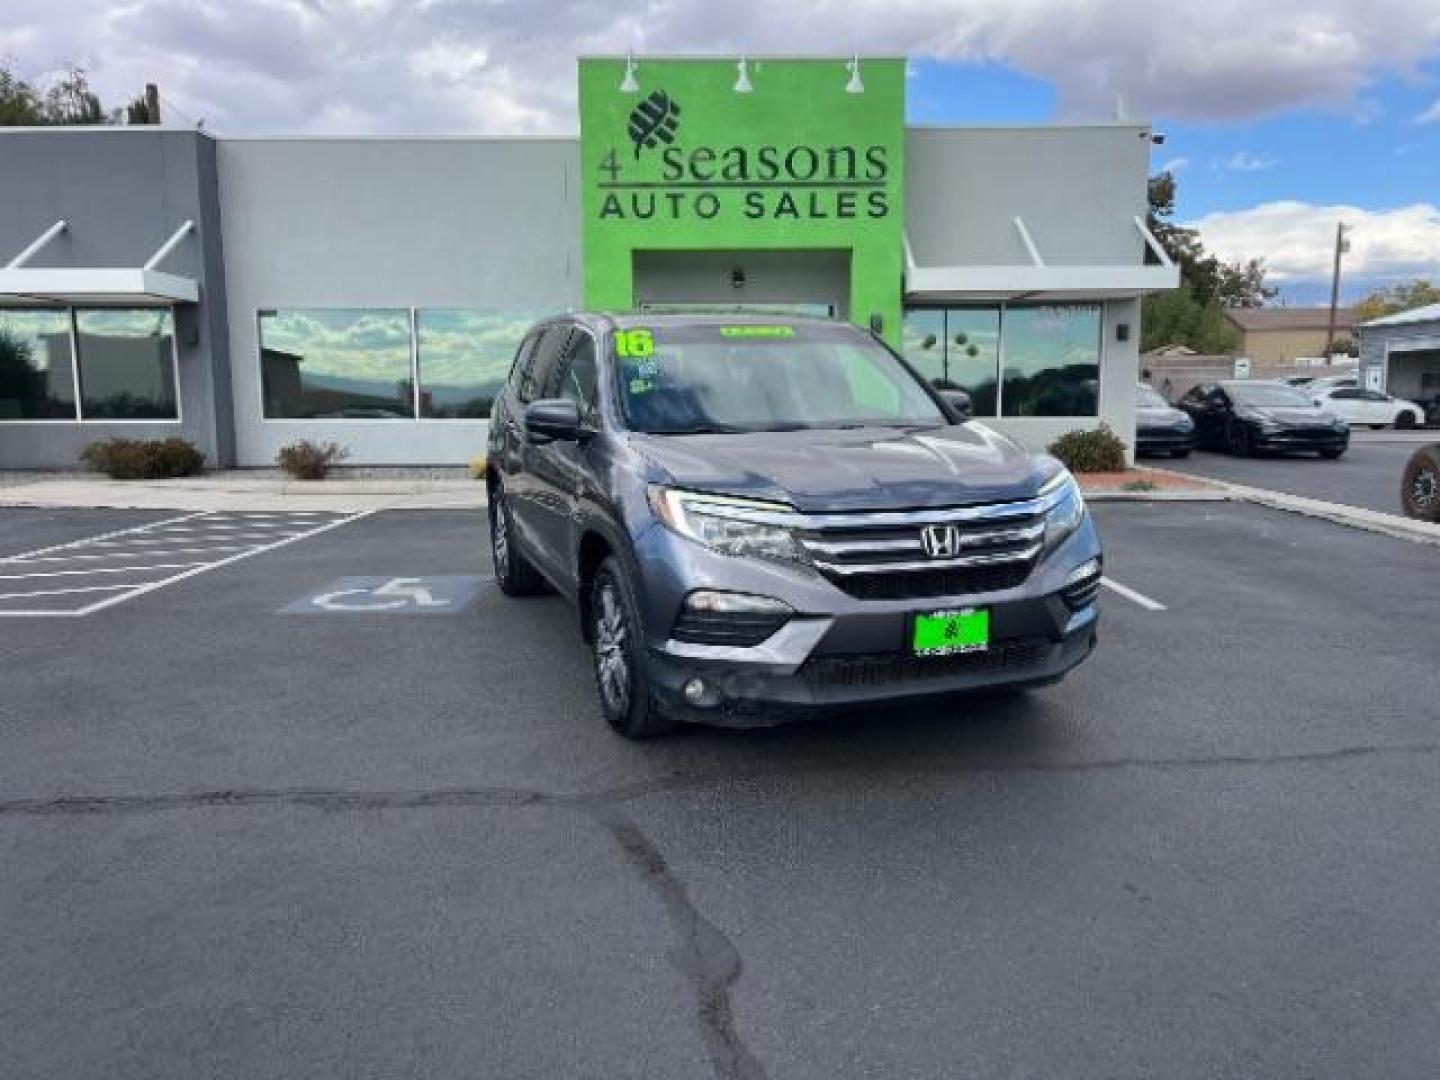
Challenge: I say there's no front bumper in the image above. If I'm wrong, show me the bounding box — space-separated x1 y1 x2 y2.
632 515 1102 728
1136 427 1195 454
1251 429 1349 453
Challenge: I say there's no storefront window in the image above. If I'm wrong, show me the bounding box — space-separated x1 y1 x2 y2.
416 309 551 418
259 309 413 419
1000 304 1101 417
0 310 77 420
901 307 1002 416
942 308 1001 416
76 309 178 420
900 308 945 386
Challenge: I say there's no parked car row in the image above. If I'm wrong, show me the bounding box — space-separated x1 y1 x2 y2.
1136 380 1349 459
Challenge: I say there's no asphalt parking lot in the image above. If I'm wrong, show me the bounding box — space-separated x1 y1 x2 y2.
2 502 1438 1079
1163 431 1436 516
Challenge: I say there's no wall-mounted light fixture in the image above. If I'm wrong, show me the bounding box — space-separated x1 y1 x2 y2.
619 54 639 94
846 55 864 94
734 55 753 94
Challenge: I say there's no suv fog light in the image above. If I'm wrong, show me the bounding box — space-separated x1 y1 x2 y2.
674 591 793 647
1061 557 1103 612
683 678 708 705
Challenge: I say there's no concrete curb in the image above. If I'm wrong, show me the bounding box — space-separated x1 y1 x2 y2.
1211 481 1440 547
1083 490 1229 502
0 478 487 513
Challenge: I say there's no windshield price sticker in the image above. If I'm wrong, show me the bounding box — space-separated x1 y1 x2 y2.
615 328 655 358
719 326 796 339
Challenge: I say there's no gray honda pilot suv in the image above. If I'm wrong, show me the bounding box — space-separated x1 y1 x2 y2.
487 312 1101 737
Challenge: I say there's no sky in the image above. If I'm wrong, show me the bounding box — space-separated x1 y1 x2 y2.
4 0 1438 305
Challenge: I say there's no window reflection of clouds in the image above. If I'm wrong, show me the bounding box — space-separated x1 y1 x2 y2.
418 309 553 419
260 309 411 382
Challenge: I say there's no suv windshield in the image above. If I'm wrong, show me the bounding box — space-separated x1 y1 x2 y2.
613 322 947 434
1227 383 1313 408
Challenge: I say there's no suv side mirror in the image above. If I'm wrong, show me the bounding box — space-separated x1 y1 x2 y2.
938 388 973 421
525 398 582 443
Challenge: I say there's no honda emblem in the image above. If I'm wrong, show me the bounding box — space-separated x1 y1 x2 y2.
921 524 961 559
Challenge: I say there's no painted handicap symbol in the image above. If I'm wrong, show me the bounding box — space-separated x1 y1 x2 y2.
284 575 490 615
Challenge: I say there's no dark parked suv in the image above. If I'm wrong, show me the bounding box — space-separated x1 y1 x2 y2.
487 313 1102 737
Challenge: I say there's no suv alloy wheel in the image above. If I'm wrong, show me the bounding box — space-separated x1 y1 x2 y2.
588 557 677 738
489 482 546 596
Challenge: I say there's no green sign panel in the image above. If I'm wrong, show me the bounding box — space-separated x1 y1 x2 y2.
579 57 906 345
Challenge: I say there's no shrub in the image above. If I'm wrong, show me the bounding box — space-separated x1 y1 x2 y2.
276 439 348 480
80 437 205 480
1047 425 1127 473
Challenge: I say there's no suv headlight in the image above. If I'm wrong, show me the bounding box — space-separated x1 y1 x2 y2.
1039 469 1086 555
648 487 803 562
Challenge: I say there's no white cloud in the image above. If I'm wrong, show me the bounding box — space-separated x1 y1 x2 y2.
4 0 1440 135
1221 151 1279 172
1417 98 1440 123
1190 201 1440 285
1160 156 1190 173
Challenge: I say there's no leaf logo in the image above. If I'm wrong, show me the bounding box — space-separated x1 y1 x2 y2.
627 90 681 159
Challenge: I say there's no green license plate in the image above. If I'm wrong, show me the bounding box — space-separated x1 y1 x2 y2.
912 608 990 656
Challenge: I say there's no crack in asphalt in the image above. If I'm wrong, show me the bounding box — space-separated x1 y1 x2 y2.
1 740 1436 820
592 806 769 1080
2 739 1435 1080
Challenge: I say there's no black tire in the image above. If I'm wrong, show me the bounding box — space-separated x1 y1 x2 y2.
1318 446 1345 460
1227 423 1253 457
588 557 679 738
1401 444 1440 522
489 482 546 596
1170 447 1191 459
1396 411 1418 430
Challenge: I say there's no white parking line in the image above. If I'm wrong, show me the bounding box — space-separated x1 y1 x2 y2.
1101 576 1167 612
0 512 209 562
0 563 204 580
0 510 375 617
0 582 136 601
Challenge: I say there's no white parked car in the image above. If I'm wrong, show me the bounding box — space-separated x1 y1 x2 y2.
1308 387 1426 429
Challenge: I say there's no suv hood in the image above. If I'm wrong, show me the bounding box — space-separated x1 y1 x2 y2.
631 423 1052 512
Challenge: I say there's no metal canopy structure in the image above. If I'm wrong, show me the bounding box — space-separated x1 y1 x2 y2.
903 216 1179 302
0 220 199 307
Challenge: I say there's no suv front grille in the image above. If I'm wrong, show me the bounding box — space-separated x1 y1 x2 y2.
800 637 1052 689
794 498 1046 600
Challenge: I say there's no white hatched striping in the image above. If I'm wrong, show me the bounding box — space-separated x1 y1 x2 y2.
0 510 373 617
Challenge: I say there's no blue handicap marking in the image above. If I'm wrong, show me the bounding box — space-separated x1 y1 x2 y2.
284 575 491 615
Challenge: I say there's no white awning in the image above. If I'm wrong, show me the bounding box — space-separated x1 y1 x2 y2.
0 267 199 306
1 220 198 307
904 216 1179 302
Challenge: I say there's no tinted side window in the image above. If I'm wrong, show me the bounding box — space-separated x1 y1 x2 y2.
508 333 540 397
522 327 571 404
552 333 599 416
1331 389 1361 400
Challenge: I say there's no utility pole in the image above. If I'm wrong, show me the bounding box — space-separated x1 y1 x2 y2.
1324 221 1349 363
144 83 161 125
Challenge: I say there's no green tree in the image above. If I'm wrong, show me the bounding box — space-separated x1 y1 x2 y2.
1353 280 1440 322
1143 170 1275 351
0 65 145 126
